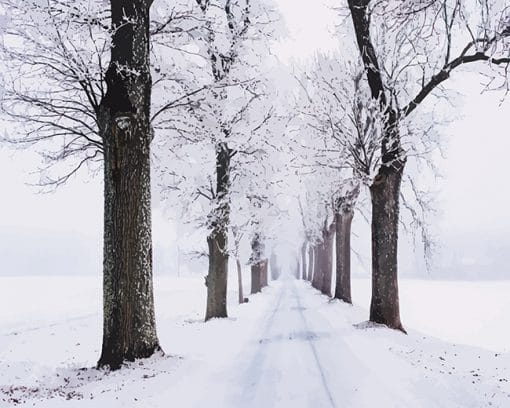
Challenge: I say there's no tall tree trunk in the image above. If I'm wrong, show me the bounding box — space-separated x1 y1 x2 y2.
236 258 244 304
205 143 231 320
369 163 406 332
300 242 307 280
348 0 406 332
251 262 262 294
98 0 161 370
334 210 354 303
320 223 335 297
307 246 314 281
311 245 322 290
250 233 264 294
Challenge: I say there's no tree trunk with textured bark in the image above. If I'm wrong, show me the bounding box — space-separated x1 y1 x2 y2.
251 261 262 294
334 184 359 304
369 163 406 331
205 143 231 321
334 210 354 303
311 244 322 290
320 222 335 297
236 258 244 304
98 0 161 370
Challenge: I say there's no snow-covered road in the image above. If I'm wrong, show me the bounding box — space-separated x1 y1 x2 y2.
163 279 510 408
2 277 510 407
224 279 337 407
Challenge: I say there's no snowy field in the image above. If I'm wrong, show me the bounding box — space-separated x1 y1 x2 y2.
352 278 510 353
1 275 510 407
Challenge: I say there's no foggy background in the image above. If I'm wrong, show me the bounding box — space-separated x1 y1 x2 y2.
0 0 509 279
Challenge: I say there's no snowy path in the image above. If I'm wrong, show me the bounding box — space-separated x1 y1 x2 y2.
169 279 510 408
225 279 337 407
2 277 510 407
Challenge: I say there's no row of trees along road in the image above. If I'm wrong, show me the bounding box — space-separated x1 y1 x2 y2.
0 0 509 369
292 0 510 332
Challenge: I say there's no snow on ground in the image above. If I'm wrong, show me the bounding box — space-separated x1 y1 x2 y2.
1 275 510 407
352 278 510 353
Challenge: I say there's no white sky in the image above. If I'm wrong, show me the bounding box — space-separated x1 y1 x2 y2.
437 77 510 232
0 0 509 277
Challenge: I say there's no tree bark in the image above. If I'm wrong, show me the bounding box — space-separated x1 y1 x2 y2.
307 245 314 281
369 163 406 331
334 210 354 303
236 258 244 304
205 143 231 320
311 244 323 290
251 262 262 294
250 233 264 294
320 222 335 297
98 0 161 370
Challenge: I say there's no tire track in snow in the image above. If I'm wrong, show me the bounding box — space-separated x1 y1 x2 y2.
231 280 337 407
234 285 286 403
291 281 337 408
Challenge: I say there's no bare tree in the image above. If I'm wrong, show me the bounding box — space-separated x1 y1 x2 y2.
95 0 164 369
346 0 510 330
0 0 201 369
195 0 253 320
293 60 365 299
0 1 106 185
